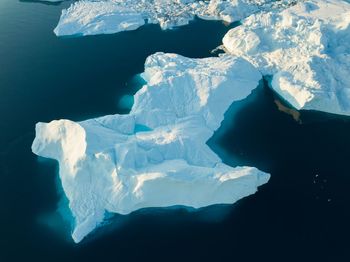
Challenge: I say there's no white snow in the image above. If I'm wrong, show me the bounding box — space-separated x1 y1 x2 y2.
223 0 350 115
53 0 298 36
32 53 269 243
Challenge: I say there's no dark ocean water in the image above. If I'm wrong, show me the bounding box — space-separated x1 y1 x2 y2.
1 1 350 261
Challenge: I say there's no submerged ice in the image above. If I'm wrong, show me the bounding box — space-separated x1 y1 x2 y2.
32 53 270 243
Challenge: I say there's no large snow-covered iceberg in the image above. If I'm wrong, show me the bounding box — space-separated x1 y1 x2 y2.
223 0 350 115
32 53 269 243
53 0 298 36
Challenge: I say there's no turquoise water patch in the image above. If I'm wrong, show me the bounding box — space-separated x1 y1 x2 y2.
118 94 134 111
134 124 153 133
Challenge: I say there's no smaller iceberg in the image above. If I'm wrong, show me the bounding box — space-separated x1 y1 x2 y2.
32 53 269 243
223 0 350 115
53 1 146 36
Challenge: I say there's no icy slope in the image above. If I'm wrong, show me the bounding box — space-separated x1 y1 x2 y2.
53 0 298 36
32 53 269 243
223 0 350 115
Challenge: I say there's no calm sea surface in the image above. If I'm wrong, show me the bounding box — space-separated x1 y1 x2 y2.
1 1 350 261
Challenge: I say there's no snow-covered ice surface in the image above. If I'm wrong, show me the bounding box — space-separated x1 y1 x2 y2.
53 0 299 36
32 53 270 243
223 0 350 115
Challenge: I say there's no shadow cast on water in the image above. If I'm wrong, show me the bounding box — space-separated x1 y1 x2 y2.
76 203 237 246
210 76 350 171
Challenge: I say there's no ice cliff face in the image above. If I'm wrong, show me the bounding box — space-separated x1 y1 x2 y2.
53 0 299 36
32 53 269 243
223 0 350 115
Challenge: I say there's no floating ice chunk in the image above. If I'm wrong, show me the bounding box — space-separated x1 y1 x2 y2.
223 0 350 115
32 53 269 243
54 1 145 36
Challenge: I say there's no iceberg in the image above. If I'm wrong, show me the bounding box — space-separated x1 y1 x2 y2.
223 0 350 115
32 53 269 243
53 0 299 36
54 1 146 36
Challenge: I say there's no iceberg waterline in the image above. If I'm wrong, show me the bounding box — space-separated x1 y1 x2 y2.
32 53 270 243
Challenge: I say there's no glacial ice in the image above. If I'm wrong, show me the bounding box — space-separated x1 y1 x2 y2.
53 0 298 36
223 0 350 115
32 53 270 243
